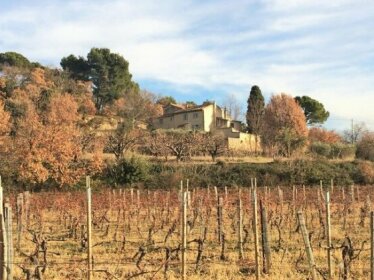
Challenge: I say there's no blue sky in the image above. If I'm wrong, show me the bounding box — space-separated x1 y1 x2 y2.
1 0 374 130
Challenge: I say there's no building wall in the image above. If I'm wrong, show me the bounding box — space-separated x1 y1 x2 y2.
215 127 240 138
230 121 241 131
216 118 228 129
152 103 262 151
227 133 257 151
153 110 205 131
214 127 260 152
202 104 215 132
153 103 238 133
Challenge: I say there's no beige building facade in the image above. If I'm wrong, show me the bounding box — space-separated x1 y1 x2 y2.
153 102 258 151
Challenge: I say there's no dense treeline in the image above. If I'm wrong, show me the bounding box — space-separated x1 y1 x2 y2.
0 49 373 190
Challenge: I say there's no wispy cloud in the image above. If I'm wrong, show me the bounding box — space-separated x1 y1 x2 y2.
1 0 374 129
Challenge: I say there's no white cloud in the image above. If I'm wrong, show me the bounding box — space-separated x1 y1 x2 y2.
0 0 374 128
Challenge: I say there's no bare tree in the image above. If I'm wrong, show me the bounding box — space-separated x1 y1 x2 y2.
107 89 163 128
161 129 200 162
106 120 143 161
201 133 227 162
221 94 244 121
143 130 170 161
343 121 367 144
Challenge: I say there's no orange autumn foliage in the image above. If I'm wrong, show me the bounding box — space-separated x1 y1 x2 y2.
14 94 101 186
308 127 341 144
23 68 54 101
0 100 10 136
71 81 96 116
7 68 102 187
16 106 49 183
262 93 308 156
42 95 84 185
47 94 79 124
0 77 6 91
0 100 10 148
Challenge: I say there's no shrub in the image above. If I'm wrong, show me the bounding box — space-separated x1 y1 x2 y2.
340 144 356 159
330 143 356 159
308 127 341 143
103 156 149 187
356 132 374 161
357 161 374 184
96 159 370 189
310 142 331 158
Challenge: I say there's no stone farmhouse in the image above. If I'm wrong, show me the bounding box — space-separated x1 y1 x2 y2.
152 101 258 151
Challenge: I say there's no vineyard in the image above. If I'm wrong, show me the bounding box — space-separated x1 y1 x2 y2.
1 181 374 279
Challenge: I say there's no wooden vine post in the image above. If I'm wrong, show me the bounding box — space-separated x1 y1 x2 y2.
356 185 360 202
278 186 283 215
130 188 134 207
86 176 93 280
137 189 140 209
260 199 271 273
320 180 325 201
371 211 374 280
303 185 306 207
326 191 332 279
181 191 187 280
217 197 224 244
4 202 13 280
23 191 30 229
0 177 7 280
252 187 260 280
350 185 354 203
237 198 244 260
108 189 112 211
297 211 317 280
122 188 126 210
292 185 296 216
16 194 23 250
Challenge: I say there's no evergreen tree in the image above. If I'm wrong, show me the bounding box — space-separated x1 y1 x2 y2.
0 52 41 69
0 52 31 69
61 48 137 112
156 96 176 106
246 85 265 134
294 95 329 125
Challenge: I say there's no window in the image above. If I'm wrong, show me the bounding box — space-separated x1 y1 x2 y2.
230 123 234 128
193 112 198 119
194 124 199 129
170 116 173 121
184 113 188 120
159 118 163 124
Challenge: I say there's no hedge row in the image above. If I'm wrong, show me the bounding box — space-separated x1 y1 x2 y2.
99 158 374 189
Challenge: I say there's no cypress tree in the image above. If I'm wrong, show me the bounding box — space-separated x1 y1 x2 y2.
246 85 265 134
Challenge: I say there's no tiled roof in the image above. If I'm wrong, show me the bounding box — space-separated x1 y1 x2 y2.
157 103 208 118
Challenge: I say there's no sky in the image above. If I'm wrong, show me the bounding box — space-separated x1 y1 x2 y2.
1 0 374 131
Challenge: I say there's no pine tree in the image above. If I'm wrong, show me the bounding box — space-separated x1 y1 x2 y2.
294 95 329 125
